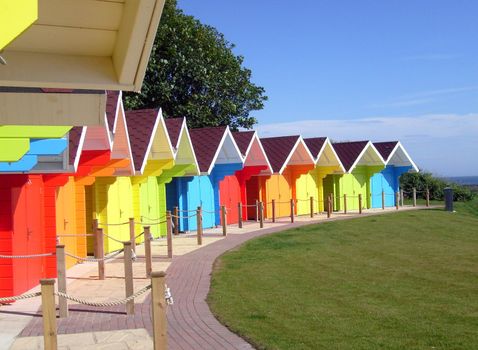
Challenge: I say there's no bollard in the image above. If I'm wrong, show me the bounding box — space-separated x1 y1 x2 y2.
290 199 295 223
238 202 243 228
259 202 264 228
173 207 179 235
56 245 68 318
343 194 347 214
144 226 152 277
166 212 173 259
444 187 454 212
40 279 57 350
310 196 314 218
221 206 227 236
395 192 400 210
129 218 136 252
381 191 385 210
255 200 259 222
326 195 331 218
123 241 134 315
96 228 105 280
412 188 417 207
151 272 168 350
358 194 363 214
400 189 404 207
196 206 203 245
426 189 430 207
272 199 276 223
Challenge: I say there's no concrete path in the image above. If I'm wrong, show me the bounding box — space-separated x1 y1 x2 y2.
1 207 431 349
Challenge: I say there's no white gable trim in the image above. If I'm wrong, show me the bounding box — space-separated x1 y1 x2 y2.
348 141 386 174
251 132 273 174
176 118 200 175
387 141 419 172
73 126 87 172
279 136 315 175
315 138 346 173
206 126 244 175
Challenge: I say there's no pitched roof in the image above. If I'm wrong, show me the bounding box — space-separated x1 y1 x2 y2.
165 118 184 149
260 135 300 173
332 141 369 172
105 91 120 133
189 126 227 173
304 137 327 160
68 126 84 167
125 109 159 171
373 141 399 162
232 131 255 156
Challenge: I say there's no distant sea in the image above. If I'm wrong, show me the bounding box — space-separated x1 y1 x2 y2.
442 176 478 186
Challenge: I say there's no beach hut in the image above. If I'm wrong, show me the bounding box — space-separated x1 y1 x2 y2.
0 0 37 50
166 126 243 231
0 1 165 92
370 141 419 208
324 141 385 211
246 136 315 219
125 108 175 239
296 137 345 214
219 131 272 224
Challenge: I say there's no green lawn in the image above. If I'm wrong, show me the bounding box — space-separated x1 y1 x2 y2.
208 200 478 349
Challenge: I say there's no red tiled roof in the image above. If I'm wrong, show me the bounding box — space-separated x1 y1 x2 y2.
374 141 398 161
189 127 227 173
304 137 327 160
68 127 83 166
260 136 300 173
232 131 255 156
332 141 368 172
105 91 120 133
125 109 159 172
165 118 184 149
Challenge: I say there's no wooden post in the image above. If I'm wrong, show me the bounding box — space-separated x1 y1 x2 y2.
151 272 168 350
413 188 417 207
290 199 295 223
272 199 276 223
400 189 404 207
326 195 331 218
123 241 134 315
173 207 179 235
129 217 136 252
426 189 430 207
255 200 259 222
56 245 68 318
259 202 264 228
166 212 173 259
382 191 385 210
238 202 243 229
221 206 227 236
144 226 152 277
40 279 57 350
358 194 363 214
96 228 105 280
343 194 347 214
310 196 314 218
395 192 400 210
196 206 203 246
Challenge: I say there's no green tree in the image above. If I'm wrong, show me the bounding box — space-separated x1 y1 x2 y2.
124 0 267 130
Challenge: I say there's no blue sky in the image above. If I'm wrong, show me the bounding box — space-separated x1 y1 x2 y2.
178 1 478 176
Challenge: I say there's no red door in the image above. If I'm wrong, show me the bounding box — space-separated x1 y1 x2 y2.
219 175 241 224
246 176 260 220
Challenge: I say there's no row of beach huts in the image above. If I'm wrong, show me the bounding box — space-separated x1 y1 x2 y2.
0 90 418 299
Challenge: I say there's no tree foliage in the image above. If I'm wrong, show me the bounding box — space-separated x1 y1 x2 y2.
400 172 475 201
124 0 267 130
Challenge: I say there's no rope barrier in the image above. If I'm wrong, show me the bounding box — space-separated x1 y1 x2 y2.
65 249 124 262
141 215 166 221
103 234 125 244
55 285 151 307
137 220 167 226
135 232 144 239
0 252 55 259
0 291 42 303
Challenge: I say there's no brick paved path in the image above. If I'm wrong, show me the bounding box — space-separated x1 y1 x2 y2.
19 208 425 349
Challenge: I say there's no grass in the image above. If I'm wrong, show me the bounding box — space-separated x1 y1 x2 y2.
208 199 478 349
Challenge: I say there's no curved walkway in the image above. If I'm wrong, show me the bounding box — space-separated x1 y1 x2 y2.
12 207 428 349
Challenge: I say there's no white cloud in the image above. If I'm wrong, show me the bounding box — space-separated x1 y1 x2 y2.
255 113 478 176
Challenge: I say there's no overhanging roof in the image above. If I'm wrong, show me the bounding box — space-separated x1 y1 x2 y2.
0 0 165 91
